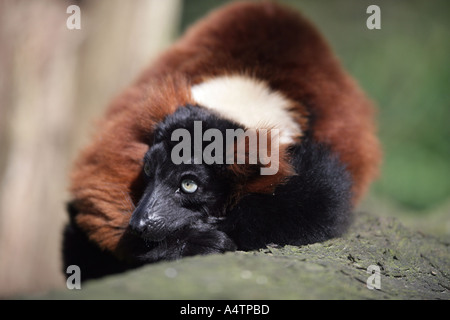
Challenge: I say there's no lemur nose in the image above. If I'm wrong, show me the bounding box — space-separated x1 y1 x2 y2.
130 214 168 242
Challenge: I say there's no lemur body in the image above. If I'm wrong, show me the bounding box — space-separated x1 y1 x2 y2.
64 2 381 280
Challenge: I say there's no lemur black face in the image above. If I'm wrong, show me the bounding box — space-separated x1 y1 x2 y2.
129 142 231 242
129 106 238 243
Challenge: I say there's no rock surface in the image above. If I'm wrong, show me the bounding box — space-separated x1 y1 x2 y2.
39 212 449 299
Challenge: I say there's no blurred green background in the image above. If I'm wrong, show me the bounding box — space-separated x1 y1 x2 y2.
182 0 450 215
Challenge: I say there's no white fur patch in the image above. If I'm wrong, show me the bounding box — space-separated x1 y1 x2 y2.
190 75 301 144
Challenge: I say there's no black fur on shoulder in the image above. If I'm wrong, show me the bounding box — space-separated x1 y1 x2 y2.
220 137 353 250
62 202 142 282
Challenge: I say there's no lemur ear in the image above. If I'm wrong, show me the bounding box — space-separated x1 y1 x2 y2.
226 129 295 203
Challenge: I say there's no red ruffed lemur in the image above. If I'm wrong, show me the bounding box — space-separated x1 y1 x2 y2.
63 2 381 281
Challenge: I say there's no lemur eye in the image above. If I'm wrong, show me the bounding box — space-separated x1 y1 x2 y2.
143 162 151 176
180 179 198 194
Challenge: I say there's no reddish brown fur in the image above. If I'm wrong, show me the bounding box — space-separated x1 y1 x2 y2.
70 2 381 257
227 129 296 203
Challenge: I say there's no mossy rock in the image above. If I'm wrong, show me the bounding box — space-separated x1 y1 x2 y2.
37 212 449 299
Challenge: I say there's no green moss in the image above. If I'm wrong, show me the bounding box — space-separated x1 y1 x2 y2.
36 212 449 300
